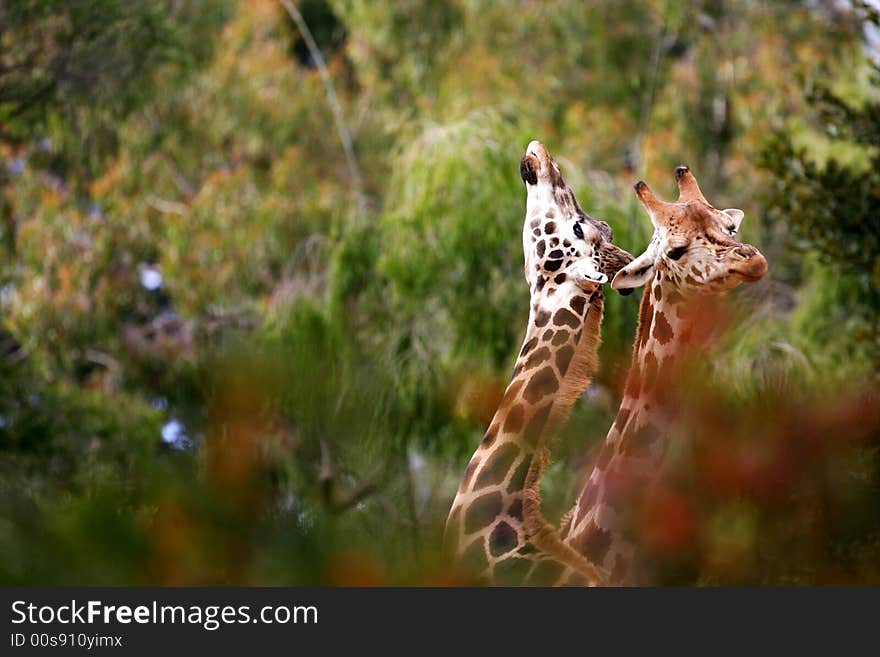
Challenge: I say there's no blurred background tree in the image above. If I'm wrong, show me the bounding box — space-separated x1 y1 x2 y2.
762 1 880 374
0 0 877 585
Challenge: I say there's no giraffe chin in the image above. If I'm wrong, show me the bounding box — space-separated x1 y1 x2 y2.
575 281 605 296
730 253 768 283
521 140 566 188
731 270 764 283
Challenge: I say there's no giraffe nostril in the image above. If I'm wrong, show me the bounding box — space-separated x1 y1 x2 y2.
520 157 538 185
735 245 756 258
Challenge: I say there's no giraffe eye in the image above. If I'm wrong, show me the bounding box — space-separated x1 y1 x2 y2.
667 245 687 260
573 223 584 240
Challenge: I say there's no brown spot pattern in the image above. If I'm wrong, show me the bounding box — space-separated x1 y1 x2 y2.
652 311 673 345
464 492 503 534
507 457 531 492
503 404 524 434
519 337 538 357
522 403 552 446
481 424 498 447
553 308 580 329
570 296 587 315
619 421 660 459
459 457 480 492
643 351 658 391
494 557 532 585
460 538 485 569
499 379 524 409
523 366 559 404
613 408 631 434
475 443 520 488
572 520 612 564
551 330 570 346
489 521 519 557
624 363 641 399
524 346 551 371
555 344 574 375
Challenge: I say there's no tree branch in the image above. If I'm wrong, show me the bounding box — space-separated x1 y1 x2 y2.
279 0 366 216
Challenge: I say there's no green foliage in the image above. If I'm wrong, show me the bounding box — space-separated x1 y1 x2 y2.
762 136 880 283
0 0 230 177
332 0 463 113
378 110 526 364
761 6 880 370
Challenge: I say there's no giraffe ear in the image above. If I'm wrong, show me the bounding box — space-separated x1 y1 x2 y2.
598 242 634 278
611 247 656 293
722 208 744 235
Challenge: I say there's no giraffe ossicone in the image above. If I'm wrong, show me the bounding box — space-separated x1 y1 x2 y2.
446 141 632 585
561 165 768 585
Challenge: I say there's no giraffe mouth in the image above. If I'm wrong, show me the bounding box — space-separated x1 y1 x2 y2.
520 154 539 185
730 270 764 283
522 141 565 188
526 140 550 161
729 250 768 282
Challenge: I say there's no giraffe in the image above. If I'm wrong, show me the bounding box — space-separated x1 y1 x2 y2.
446 141 633 585
559 165 768 585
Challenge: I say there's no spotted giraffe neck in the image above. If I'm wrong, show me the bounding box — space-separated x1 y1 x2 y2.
446 285 608 585
561 273 709 584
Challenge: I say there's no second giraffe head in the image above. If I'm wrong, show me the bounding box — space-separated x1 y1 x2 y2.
612 166 767 295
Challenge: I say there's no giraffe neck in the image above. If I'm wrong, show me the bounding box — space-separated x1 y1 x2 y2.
562 273 710 583
446 283 607 584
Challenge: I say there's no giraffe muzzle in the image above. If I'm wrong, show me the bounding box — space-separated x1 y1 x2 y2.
731 246 768 281
520 155 539 185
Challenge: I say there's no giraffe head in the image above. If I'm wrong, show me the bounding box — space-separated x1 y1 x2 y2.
520 141 633 295
611 166 767 295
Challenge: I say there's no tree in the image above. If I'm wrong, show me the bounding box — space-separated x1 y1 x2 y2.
761 1 880 368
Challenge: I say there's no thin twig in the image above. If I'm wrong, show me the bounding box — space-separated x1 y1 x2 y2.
333 465 384 513
319 438 384 513
279 0 366 216
146 195 189 216
632 1 673 174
